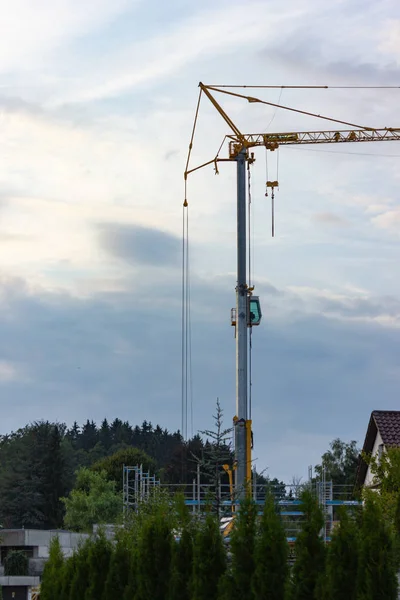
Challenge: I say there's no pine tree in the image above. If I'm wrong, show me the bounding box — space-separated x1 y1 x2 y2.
85 532 112 600
324 508 359 600
136 512 173 600
357 493 398 600
102 539 131 600
169 526 194 600
290 490 325 600
40 536 65 600
192 513 227 600
69 540 91 600
230 497 257 600
252 494 288 600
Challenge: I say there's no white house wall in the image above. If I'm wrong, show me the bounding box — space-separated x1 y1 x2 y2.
364 429 383 487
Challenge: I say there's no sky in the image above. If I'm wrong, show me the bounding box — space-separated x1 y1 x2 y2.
0 0 400 482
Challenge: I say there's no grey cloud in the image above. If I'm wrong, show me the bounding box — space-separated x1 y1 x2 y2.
98 223 181 267
0 273 399 482
312 212 349 227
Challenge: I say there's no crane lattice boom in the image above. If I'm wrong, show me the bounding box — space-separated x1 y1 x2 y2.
228 128 400 157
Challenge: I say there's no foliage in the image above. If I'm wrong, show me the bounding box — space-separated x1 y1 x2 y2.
192 513 226 600
315 438 360 487
289 490 325 600
62 467 121 531
362 447 400 524
40 536 65 600
252 494 288 600
196 399 233 516
229 497 257 600
102 539 131 600
3 550 29 576
85 531 112 600
324 508 359 600
0 421 70 528
169 526 194 600
69 540 91 600
92 447 156 492
60 553 78 600
136 511 173 600
357 492 398 600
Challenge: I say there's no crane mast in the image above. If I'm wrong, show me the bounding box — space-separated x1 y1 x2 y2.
185 83 400 500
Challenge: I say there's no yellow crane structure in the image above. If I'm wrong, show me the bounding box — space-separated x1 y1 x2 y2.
184 83 400 500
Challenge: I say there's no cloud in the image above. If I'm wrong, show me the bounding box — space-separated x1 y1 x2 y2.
98 223 181 266
371 208 400 234
312 212 349 227
0 274 399 481
0 360 22 382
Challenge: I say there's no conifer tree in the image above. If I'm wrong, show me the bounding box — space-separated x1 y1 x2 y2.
122 543 138 600
358 493 398 600
192 513 226 600
252 494 288 600
102 539 131 600
39 536 65 600
230 496 257 600
136 512 173 600
324 508 359 600
85 531 112 600
69 540 91 600
169 526 194 600
290 489 325 600
60 554 78 600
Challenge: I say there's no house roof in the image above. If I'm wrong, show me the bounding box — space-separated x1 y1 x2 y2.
356 410 400 487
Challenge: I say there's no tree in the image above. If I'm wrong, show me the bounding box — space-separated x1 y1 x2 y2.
40 536 65 600
92 447 156 492
169 526 194 600
85 532 112 600
69 541 91 600
324 508 359 600
136 511 173 600
3 550 28 576
60 554 78 600
362 447 400 525
192 513 226 600
229 497 257 600
102 539 131 600
196 399 232 516
357 492 398 600
62 468 121 532
290 490 325 600
315 438 359 487
252 494 288 600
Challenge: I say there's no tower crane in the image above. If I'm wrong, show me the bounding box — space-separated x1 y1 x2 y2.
184 83 400 500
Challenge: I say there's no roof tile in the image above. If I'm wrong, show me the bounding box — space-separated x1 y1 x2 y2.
373 410 400 446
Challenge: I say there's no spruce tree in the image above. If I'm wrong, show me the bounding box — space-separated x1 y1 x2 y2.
40 536 65 600
230 497 257 600
69 540 91 600
136 512 173 600
290 489 325 600
169 526 194 600
252 494 288 600
85 531 112 600
102 539 131 600
192 513 226 600
358 493 398 600
324 508 359 600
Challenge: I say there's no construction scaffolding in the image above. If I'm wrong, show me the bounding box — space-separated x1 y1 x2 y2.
122 465 360 542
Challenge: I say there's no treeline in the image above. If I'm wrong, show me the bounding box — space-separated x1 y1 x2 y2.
40 490 399 600
0 418 199 529
0 417 275 530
